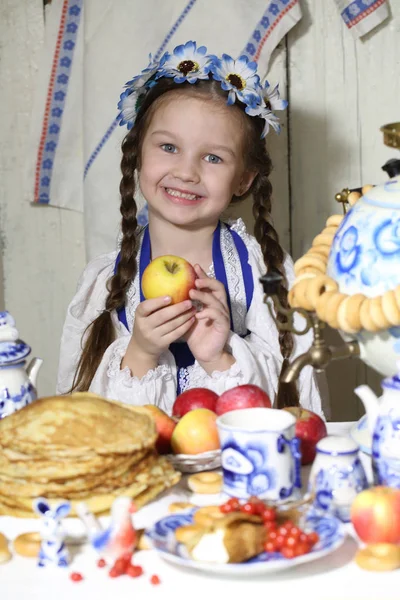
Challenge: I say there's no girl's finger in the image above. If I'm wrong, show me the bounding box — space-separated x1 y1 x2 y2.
195 307 230 325
189 289 229 316
157 308 196 337
194 264 209 278
164 315 196 345
149 300 193 328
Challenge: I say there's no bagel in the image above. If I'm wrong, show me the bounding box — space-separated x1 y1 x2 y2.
315 291 338 323
13 532 41 558
369 296 391 330
294 255 326 277
0 533 11 564
325 293 348 329
187 472 222 495
360 299 381 332
326 214 344 228
355 543 400 571
306 275 338 310
381 289 400 326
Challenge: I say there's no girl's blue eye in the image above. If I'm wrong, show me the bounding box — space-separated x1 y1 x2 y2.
205 154 222 164
161 144 177 153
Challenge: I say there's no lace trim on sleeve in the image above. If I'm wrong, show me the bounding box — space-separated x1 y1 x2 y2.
107 343 173 388
187 358 243 385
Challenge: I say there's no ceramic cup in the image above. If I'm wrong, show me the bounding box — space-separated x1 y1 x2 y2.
308 435 369 522
216 408 302 502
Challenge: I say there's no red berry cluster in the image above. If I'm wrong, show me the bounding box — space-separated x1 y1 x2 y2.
108 553 144 578
219 496 319 559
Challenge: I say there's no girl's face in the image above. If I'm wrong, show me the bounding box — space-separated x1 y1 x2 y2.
138 93 256 230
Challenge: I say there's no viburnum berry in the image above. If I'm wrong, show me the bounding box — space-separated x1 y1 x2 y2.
97 558 106 568
220 502 235 513
226 497 240 511
126 564 144 578
240 502 257 515
70 572 83 582
261 507 277 522
150 574 161 585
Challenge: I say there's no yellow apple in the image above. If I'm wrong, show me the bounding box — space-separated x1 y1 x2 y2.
141 255 196 305
171 408 220 455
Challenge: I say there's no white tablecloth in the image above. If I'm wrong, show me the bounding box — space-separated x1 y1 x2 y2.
2 422 399 600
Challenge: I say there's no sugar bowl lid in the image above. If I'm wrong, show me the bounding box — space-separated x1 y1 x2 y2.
0 311 31 366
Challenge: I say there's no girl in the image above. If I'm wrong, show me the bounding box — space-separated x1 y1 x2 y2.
57 41 323 417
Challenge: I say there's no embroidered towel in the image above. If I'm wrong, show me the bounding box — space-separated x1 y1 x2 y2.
334 0 389 39
25 0 302 259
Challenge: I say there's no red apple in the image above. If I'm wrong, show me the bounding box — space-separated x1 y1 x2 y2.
141 405 177 454
141 255 196 305
351 487 400 544
215 384 272 416
172 388 218 418
171 408 220 455
283 407 327 465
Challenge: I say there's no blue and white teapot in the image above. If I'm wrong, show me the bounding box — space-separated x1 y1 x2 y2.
355 371 400 488
0 311 43 419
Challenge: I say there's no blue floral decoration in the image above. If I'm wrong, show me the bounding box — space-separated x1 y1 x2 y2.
116 41 287 138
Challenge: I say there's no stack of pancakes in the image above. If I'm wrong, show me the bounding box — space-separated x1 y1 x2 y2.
0 393 180 517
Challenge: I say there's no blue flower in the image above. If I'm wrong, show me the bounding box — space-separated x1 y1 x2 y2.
49 124 59 134
54 90 66 102
42 159 53 169
57 73 69 84
211 54 262 105
66 22 78 34
269 3 280 16
60 57 71 68
117 55 160 129
63 40 75 51
261 16 270 27
52 107 63 118
41 176 50 187
262 81 288 112
39 193 49 202
253 30 261 42
157 41 215 84
69 5 81 16
45 141 56 152
246 43 256 56
245 81 287 137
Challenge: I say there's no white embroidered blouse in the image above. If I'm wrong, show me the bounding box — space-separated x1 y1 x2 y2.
56 219 324 418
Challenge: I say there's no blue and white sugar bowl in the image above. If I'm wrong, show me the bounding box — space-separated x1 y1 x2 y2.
308 435 368 522
0 311 43 419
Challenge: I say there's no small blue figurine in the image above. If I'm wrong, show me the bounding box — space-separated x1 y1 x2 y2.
33 497 71 567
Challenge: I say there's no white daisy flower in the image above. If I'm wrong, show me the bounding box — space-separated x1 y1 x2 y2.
245 103 282 138
211 54 262 105
157 41 214 84
117 56 159 129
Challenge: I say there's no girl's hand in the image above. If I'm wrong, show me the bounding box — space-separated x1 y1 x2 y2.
123 297 196 377
131 296 196 359
185 265 232 369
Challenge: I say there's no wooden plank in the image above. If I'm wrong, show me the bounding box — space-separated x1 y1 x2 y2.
0 0 86 396
288 0 399 420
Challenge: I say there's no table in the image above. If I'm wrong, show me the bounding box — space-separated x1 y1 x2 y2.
2 422 399 600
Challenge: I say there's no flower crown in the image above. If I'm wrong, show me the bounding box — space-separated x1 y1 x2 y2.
117 41 287 139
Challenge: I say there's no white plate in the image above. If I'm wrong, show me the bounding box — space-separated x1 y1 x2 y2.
166 450 221 473
145 507 346 576
350 415 371 455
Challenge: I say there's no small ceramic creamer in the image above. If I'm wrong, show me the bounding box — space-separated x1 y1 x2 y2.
356 369 400 488
216 408 302 502
308 436 368 522
0 311 43 419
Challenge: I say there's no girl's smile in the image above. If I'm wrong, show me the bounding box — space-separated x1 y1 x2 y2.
162 186 205 206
